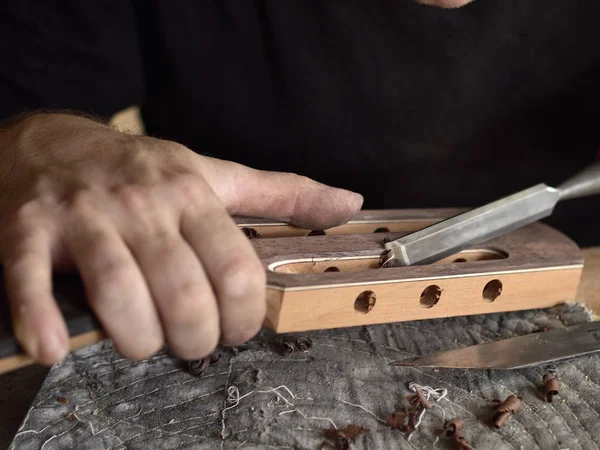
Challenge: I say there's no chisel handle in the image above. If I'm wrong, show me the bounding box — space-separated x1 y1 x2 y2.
558 159 600 201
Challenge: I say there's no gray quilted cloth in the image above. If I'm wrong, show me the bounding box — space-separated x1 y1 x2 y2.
9 303 600 450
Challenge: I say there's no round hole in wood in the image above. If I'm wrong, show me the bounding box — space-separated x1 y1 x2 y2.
453 258 467 263
420 285 442 308
307 230 326 236
324 266 340 272
354 291 376 314
373 227 390 233
483 279 502 302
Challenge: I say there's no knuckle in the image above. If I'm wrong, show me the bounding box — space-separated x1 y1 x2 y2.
167 280 209 309
162 283 216 328
66 189 97 214
219 258 266 302
219 259 266 345
11 201 44 228
114 185 152 213
171 174 204 201
284 172 310 186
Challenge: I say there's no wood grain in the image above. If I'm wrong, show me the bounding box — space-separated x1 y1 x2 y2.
575 247 600 318
270 269 582 333
244 210 583 332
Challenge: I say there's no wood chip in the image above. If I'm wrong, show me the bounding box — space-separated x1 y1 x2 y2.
491 395 522 428
444 418 465 437
405 414 417 433
188 357 211 376
443 417 472 449
279 338 296 356
413 385 432 409
210 350 221 364
322 424 368 449
386 387 433 434
295 336 312 352
57 397 69 404
454 435 472 450
385 409 418 433
542 372 560 403
385 412 406 430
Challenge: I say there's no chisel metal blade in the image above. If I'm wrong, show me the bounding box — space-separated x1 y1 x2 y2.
389 322 600 369
382 183 560 267
382 159 600 267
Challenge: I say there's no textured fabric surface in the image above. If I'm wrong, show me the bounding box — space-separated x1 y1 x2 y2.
9 303 600 450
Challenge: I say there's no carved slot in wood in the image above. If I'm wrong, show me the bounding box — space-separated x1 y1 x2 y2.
270 248 508 274
237 221 440 238
235 209 468 238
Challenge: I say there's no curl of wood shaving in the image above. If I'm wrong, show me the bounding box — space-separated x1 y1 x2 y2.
385 383 447 437
542 372 560 403
491 394 522 428
454 435 473 450
444 418 473 449
322 424 368 449
444 418 465 437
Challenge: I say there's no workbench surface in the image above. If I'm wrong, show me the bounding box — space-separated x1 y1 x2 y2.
2 248 600 450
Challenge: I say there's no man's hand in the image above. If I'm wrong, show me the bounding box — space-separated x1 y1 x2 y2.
0 113 363 366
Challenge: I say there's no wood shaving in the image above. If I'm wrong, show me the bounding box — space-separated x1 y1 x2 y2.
188 357 211 376
385 412 407 430
491 394 522 428
188 350 221 376
542 372 560 403
322 424 368 449
295 337 313 352
454 435 473 450
386 384 446 436
444 418 472 449
210 350 221 364
444 418 465 437
413 385 432 409
279 338 296 356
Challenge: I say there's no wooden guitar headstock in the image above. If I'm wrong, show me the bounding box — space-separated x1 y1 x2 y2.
236 209 583 333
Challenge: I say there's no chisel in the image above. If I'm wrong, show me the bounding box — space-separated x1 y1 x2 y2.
382 159 600 267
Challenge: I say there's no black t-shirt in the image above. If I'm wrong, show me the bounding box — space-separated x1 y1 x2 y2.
2 0 600 245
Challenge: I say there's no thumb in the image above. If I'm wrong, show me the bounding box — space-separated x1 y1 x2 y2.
203 158 364 230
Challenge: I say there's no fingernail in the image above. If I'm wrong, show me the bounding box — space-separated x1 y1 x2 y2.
13 319 38 359
39 332 68 363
